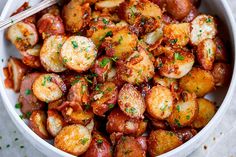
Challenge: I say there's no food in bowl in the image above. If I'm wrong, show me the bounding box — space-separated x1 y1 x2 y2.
2 0 231 156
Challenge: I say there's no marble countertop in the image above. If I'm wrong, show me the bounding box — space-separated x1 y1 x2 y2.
0 0 236 157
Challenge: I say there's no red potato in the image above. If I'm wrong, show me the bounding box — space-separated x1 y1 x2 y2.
20 44 42 68
86 119 94 133
29 110 51 139
214 37 227 62
54 124 92 156
106 108 140 135
115 136 145 157
4 57 28 92
38 5 60 17
95 0 124 11
190 0 201 8
19 73 45 115
175 128 197 142
47 110 65 137
166 0 192 20
48 97 66 110
6 21 38 51
37 13 65 39
197 39 216 70
91 82 118 116
211 63 231 86
82 131 112 157
118 84 146 119
136 136 147 151
182 6 199 22
92 56 113 83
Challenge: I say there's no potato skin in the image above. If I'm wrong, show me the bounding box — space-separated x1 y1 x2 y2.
179 67 215 97
115 136 145 157
54 124 92 156
146 85 174 120
29 110 51 139
47 110 64 137
214 37 227 62
192 98 216 128
211 63 231 86
148 130 182 156
19 73 45 115
118 84 145 119
82 131 112 157
166 0 192 20
91 82 118 116
174 128 197 142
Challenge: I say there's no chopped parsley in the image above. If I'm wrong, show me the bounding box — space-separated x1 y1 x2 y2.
97 139 103 144
84 104 91 110
58 43 63 49
206 18 212 23
100 31 113 41
71 79 80 86
208 49 212 56
19 115 24 119
174 52 184 60
102 18 109 25
6 144 10 148
111 56 118 62
15 103 22 109
80 138 89 145
108 104 115 109
176 105 180 112
106 87 112 92
186 115 190 120
160 104 167 112
170 39 178 45
125 107 137 115
174 119 181 127
99 58 110 68
26 112 32 119
42 75 52 86
95 84 101 91
16 37 22 41
25 89 31 95
85 76 93 84
118 36 123 44
71 41 78 49
20 146 24 149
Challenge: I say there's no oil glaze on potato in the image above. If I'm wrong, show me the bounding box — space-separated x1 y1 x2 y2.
179 67 215 97
54 124 92 156
118 84 145 119
32 74 66 102
148 130 182 156
47 110 64 137
40 35 67 72
60 36 97 72
7 21 38 51
211 63 231 86
146 85 174 120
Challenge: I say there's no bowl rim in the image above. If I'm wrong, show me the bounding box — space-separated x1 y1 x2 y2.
0 0 236 157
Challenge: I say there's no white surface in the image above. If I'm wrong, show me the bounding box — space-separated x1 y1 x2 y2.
0 0 236 157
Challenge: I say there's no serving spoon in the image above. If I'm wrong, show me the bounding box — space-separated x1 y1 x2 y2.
0 0 60 31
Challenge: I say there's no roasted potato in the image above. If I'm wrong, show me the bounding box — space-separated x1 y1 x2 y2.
192 98 216 128
4 57 28 92
153 74 178 89
168 91 198 128
118 46 155 84
166 0 192 20
32 74 66 102
146 85 174 120
179 67 215 97
38 5 60 17
86 119 94 133
148 130 182 156
62 1 91 33
197 38 216 70
115 136 145 157
91 82 118 116
211 63 231 86
54 124 92 156
163 23 190 46
182 6 199 22
37 13 65 39
6 21 38 51
118 84 145 119
29 110 50 139
190 14 217 45
159 49 195 79
106 108 140 134
135 120 148 136
60 36 97 72
40 35 67 72
95 0 125 10
214 37 227 62
174 128 197 142
143 27 163 46
47 110 64 137
104 27 138 60
83 131 112 157
19 73 45 115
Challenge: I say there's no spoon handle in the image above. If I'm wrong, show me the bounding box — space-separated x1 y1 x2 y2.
0 0 59 31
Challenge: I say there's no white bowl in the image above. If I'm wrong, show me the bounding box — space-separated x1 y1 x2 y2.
0 0 236 157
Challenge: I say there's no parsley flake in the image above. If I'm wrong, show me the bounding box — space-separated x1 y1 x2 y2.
71 41 78 49
80 138 89 145
174 52 184 60
99 58 110 68
25 89 31 95
15 103 22 109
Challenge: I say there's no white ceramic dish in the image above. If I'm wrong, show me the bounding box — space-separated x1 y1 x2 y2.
0 0 236 157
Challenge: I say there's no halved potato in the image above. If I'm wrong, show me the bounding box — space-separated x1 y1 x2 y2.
214 37 227 62
6 21 38 51
146 85 174 120
54 124 92 156
211 63 231 86
118 84 145 119
168 92 198 128
29 110 50 139
192 98 216 128
47 110 64 137
163 23 190 46
95 0 124 10
118 46 155 84
197 38 216 70
148 130 182 156
86 119 94 133
190 14 217 45
60 36 97 72
40 35 67 72
179 67 215 97
153 74 178 89
159 50 195 79
32 74 66 103
174 128 197 142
